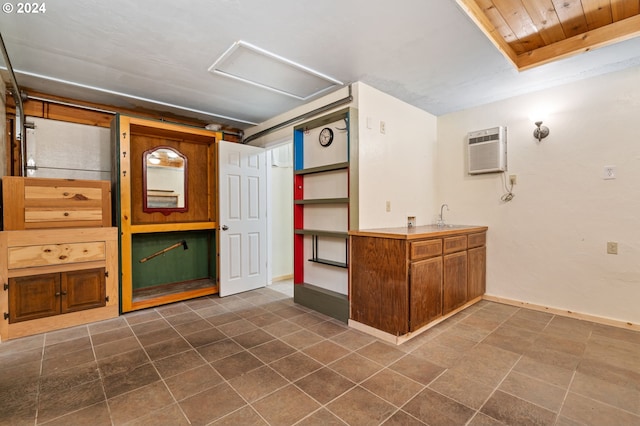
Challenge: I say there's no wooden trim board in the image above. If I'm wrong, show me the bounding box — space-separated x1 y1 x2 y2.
483 294 639 331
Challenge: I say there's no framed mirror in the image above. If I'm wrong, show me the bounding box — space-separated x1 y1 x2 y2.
143 146 188 215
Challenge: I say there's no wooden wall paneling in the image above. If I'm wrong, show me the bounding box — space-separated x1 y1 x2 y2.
582 0 613 30
380 239 409 335
611 0 640 20
492 0 546 50
130 135 212 225
45 102 114 128
522 0 566 45
350 236 407 335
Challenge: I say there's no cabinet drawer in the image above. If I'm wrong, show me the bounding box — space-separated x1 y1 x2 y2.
8 242 106 269
443 235 467 254
410 239 442 260
25 207 104 224
467 232 486 248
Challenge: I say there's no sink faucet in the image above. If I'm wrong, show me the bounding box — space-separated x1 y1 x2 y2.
438 204 449 226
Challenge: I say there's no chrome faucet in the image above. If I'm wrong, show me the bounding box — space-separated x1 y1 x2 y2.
437 204 449 226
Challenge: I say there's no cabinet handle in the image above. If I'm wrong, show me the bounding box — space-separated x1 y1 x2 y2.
64 212 70 217
61 291 67 296
55 292 61 297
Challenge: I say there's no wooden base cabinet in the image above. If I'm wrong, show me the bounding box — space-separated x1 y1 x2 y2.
9 268 105 323
0 228 119 341
349 225 487 341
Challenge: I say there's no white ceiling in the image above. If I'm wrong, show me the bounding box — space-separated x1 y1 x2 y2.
2 0 640 130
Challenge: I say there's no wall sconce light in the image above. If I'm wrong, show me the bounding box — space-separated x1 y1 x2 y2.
533 121 549 141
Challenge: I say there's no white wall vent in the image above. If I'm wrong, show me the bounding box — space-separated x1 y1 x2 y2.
468 126 507 174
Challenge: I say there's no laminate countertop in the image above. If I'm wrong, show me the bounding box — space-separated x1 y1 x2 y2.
348 224 488 240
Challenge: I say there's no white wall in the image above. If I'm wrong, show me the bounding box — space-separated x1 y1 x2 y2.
355 82 438 229
269 144 293 281
437 65 640 324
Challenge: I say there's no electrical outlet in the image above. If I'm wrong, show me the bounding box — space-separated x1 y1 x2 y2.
386 201 391 212
407 216 416 227
607 241 618 255
380 121 386 134
509 174 517 185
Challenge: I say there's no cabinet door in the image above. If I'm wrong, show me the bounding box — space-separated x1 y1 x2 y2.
443 251 467 315
410 256 442 331
62 268 106 313
9 273 61 323
468 246 486 300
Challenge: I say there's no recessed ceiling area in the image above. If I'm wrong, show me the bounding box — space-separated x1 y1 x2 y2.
1 0 640 130
209 41 343 100
457 0 640 70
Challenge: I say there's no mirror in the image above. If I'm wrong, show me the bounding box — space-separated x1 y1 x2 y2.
143 146 188 215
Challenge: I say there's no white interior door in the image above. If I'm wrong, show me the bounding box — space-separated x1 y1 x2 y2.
218 141 267 297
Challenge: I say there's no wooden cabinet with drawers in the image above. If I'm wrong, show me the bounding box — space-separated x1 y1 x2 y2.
349 225 487 343
2 176 111 230
1 176 118 341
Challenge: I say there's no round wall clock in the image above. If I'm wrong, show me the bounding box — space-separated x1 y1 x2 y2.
318 127 334 147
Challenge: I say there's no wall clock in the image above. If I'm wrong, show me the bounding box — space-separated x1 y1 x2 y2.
318 127 334 147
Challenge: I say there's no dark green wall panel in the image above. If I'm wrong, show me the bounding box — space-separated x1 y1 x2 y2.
132 231 215 290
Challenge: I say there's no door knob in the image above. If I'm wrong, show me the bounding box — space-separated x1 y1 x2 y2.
221 225 229 231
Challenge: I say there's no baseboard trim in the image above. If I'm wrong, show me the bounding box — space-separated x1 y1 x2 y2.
271 274 293 283
349 296 483 345
293 283 349 323
483 294 639 331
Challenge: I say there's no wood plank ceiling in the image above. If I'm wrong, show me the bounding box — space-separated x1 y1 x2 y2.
457 0 640 70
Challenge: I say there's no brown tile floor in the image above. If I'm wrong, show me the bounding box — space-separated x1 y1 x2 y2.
1 285 640 425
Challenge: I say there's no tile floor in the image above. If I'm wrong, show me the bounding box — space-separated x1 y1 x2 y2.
1 283 640 425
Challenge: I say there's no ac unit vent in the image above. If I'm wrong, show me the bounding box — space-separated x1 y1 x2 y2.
468 126 507 174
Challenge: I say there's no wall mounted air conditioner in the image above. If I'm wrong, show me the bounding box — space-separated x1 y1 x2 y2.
468 126 507 174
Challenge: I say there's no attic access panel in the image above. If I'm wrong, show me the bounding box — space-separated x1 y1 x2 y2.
209 40 343 100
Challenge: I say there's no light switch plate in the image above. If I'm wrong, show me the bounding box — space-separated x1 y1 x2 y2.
603 166 616 180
